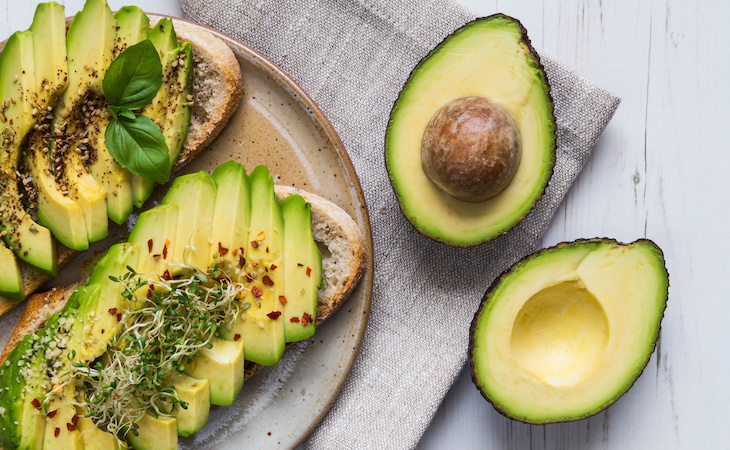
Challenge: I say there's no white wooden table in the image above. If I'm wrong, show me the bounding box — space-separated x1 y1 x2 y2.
1 1 723 448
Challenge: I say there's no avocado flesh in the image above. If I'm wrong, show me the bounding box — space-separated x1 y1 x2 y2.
167 373 210 437
128 203 178 277
385 15 555 246
82 243 140 362
25 132 89 251
76 414 117 449
0 30 57 275
470 239 668 423
42 387 83 450
85 6 150 225
29 1 67 108
184 337 244 407
51 0 115 243
0 242 22 300
126 413 177 450
161 172 216 275
0 329 49 450
209 161 251 276
220 166 285 366
133 19 192 208
280 194 322 342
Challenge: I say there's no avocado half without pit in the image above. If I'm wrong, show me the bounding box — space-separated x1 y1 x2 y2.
385 14 555 246
469 239 669 423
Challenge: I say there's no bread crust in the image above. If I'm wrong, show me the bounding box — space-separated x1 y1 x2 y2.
0 20 244 316
0 186 366 367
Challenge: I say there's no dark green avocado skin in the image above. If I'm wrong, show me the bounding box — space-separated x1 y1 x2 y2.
468 238 669 424
384 13 556 247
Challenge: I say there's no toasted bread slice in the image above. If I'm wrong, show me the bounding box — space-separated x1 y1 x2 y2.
1 185 366 365
0 19 244 315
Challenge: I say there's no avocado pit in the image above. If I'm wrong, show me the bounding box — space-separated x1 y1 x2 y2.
421 95 521 202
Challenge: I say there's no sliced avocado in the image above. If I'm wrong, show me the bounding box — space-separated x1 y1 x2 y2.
52 0 115 242
167 373 210 437
128 203 178 276
0 326 49 450
280 194 322 342
76 413 118 449
0 241 23 301
470 239 668 423
133 20 192 208
184 337 244 406
29 1 67 109
161 172 216 274
67 284 102 361
385 14 555 246
84 6 150 225
42 387 83 450
25 131 89 250
209 161 251 277
126 413 177 450
0 30 57 275
82 243 139 362
220 166 285 366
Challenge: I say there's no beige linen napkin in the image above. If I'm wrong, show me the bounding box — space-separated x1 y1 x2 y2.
179 0 621 448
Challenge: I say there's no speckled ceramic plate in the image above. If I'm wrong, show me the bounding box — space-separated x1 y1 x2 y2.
0 14 373 449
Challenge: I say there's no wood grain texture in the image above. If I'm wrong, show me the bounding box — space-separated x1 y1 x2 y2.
0 0 723 449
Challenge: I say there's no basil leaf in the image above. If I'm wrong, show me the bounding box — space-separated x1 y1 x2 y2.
105 116 170 184
107 105 136 120
103 40 163 109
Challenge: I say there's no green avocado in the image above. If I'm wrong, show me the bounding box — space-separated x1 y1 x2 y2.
280 194 322 342
133 19 193 208
29 1 67 108
51 0 114 243
84 6 150 225
0 30 57 276
385 14 555 246
209 161 251 277
167 373 210 437
126 413 177 450
0 324 49 450
184 337 244 407
470 238 669 424
0 241 22 301
128 203 178 277
161 172 216 275
219 166 286 366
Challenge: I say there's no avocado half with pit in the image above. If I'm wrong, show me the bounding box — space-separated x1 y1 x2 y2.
385 14 555 246
469 239 669 423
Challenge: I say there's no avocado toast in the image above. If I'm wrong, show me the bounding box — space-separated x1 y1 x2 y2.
0 0 243 313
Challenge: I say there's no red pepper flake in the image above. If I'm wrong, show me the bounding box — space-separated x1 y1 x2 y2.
266 247 269 253
302 312 313 326
31 398 41 409
152 254 161 259
54 427 60 437
218 242 228 256
150 285 155 291
162 243 168 259
246 273 255 283
108 308 117 316
270 264 277 270
116 313 122 321
278 295 287 304
146 289 152 299
262 275 274 286
66 423 76 432
47 409 58 418
239 255 245 268
71 415 78 426
252 263 259 268
252 286 263 298
234 334 241 341
306 267 312 277
232 247 238 256
220 311 225 316
266 311 282 320
290 317 299 323
147 239 153 252
251 240 258 249
161 270 171 281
